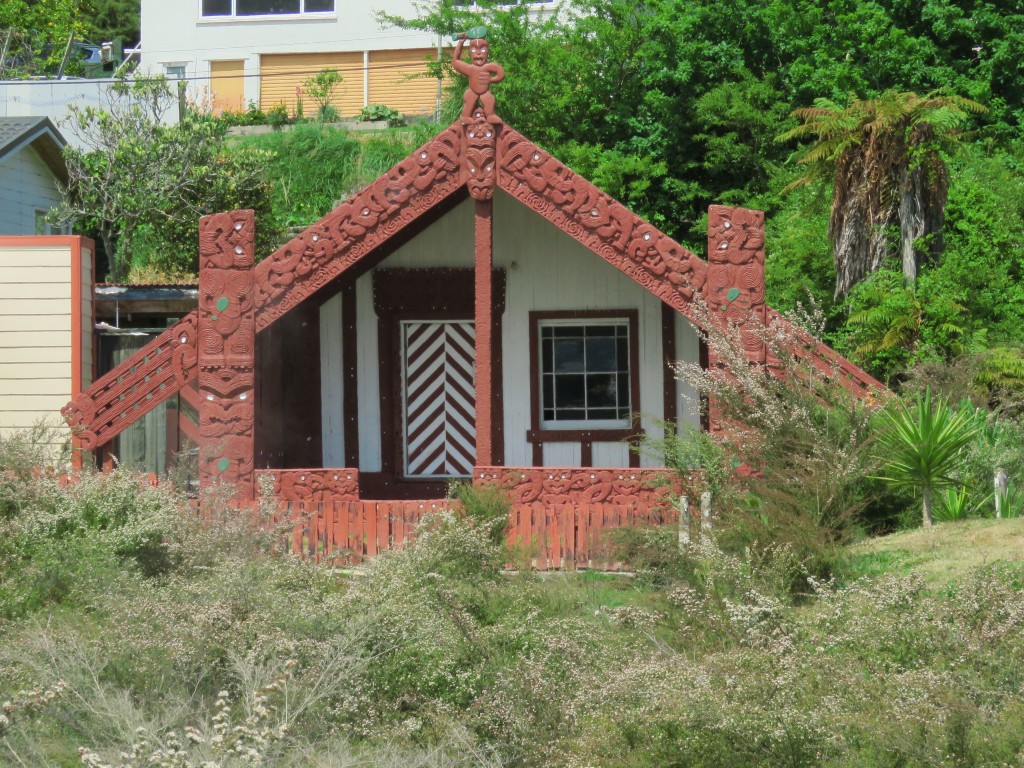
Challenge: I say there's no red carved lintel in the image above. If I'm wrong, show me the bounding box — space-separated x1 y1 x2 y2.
473 466 683 508
198 210 256 501
255 468 359 503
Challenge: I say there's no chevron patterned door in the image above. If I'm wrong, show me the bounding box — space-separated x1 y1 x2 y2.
401 320 476 478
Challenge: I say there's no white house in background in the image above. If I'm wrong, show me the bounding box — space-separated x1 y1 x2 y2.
0 117 70 236
139 0 447 118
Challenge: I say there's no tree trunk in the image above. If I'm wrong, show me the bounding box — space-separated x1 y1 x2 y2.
100 230 118 282
899 166 922 286
922 485 934 527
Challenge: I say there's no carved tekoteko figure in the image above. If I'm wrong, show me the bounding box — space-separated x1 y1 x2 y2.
452 28 504 123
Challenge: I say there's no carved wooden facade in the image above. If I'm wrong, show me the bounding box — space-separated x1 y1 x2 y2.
63 92 882 508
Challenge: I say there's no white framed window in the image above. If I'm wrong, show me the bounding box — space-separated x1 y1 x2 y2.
537 317 633 429
164 63 187 80
200 0 335 18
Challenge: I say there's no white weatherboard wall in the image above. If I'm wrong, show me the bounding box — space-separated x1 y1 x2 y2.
322 190 700 471
0 238 94 451
0 146 64 235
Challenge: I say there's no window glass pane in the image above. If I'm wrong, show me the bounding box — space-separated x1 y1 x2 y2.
304 0 334 9
553 339 584 372
587 374 616 408
586 337 617 372
539 320 631 423
616 337 628 367
236 0 300 14
617 372 630 407
202 0 231 15
555 375 585 408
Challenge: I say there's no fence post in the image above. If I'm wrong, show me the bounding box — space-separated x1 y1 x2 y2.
995 468 1008 519
700 491 712 533
678 496 690 552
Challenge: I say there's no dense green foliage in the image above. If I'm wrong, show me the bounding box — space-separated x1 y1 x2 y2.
59 77 278 281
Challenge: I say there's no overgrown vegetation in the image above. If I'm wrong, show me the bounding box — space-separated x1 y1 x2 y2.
3 430 1024 767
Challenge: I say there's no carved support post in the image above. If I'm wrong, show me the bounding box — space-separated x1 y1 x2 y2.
198 210 256 501
703 206 766 432
475 201 494 466
464 112 498 468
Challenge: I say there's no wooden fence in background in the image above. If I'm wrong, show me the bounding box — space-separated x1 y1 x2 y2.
266 498 678 571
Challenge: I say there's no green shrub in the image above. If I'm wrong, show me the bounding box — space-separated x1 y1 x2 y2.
359 104 404 127
266 101 289 129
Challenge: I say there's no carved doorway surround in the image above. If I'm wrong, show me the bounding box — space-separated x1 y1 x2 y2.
369 267 506 499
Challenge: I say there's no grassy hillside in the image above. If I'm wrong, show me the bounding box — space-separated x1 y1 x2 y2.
843 518 1024 587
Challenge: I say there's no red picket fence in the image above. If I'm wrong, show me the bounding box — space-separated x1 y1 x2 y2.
265 498 678 571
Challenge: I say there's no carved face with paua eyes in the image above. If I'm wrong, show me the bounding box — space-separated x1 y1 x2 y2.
464 114 496 201
469 38 489 66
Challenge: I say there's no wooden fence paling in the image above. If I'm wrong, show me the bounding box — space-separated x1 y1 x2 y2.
259 497 686 570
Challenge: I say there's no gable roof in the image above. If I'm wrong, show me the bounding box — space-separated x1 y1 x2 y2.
62 119 883 450
0 117 68 183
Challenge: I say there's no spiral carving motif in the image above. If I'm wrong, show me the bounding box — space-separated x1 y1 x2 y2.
474 467 681 509
256 469 360 503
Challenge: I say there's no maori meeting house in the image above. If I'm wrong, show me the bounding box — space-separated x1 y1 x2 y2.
60 44 881 566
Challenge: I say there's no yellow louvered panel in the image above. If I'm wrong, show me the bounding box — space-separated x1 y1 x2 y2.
211 59 245 115
259 52 364 117
367 48 441 117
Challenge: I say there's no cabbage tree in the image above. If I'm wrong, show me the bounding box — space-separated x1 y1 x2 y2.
875 388 981 527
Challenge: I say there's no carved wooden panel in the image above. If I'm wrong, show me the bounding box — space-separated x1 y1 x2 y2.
256 468 359 502
197 210 256 499
706 205 766 364
61 315 197 450
474 466 682 507
463 112 498 201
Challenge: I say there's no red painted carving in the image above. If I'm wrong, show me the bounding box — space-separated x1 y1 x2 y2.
452 32 504 123
252 127 462 328
497 128 710 327
198 210 256 499
475 467 681 507
463 112 498 201
61 314 198 450
256 468 359 502
705 205 766 364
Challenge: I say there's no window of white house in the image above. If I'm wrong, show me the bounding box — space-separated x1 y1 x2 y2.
201 0 334 17
539 320 632 427
164 64 187 80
